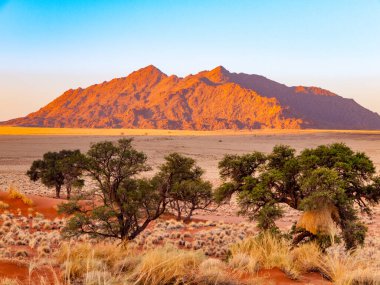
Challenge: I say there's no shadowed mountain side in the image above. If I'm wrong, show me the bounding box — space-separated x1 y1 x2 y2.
216 68 380 129
2 65 380 130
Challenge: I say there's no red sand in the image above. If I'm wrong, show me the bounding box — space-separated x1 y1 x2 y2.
0 260 59 284
0 191 64 219
257 268 331 285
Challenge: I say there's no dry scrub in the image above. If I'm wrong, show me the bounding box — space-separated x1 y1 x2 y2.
229 232 300 278
1 192 379 285
318 247 380 285
56 242 257 285
230 232 380 284
7 186 33 206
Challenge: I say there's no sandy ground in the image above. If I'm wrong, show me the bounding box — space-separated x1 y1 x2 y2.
1 131 380 190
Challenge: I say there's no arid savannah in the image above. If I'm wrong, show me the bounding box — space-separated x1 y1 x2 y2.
2 1 380 284
0 128 379 285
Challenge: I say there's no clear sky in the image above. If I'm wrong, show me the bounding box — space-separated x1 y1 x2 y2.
1 0 380 121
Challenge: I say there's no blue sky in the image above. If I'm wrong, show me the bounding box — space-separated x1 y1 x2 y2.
1 0 380 120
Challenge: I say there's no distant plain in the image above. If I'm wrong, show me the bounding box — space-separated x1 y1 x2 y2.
1 127 379 189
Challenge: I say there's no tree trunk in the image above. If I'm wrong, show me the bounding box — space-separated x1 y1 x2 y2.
66 185 71 200
175 200 182 221
55 185 61 198
183 207 194 223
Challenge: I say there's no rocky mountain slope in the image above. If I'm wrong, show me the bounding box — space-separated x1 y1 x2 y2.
3 65 380 130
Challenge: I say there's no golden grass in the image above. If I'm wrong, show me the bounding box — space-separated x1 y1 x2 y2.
1 126 380 136
57 241 135 281
7 185 33 206
291 242 322 273
28 261 61 285
197 258 242 284
231 233 380 284
229 252 260 276
129 245 204 285
318 250 380 285
229 232 300 279
52 234 379 285
57 242 261 285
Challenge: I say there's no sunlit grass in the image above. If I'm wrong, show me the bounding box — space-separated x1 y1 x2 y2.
229 232 300 279
8 185 34 206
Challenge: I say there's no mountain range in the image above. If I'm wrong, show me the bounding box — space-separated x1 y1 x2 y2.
2 65 380 130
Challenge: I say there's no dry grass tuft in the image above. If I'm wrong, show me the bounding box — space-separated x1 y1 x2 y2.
7 185 34 206
197 258 238 285
230 232 299 279
129 245 204 285
318 249 380 285
57 241 135 281
292 242 322 274
229 252 260 275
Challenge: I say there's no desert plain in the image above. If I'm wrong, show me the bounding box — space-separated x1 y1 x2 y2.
1 128 380 187
0 127 380 284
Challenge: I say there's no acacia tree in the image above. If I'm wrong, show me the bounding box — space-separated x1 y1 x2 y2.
216 143 380 249
59 139 168 240
296 143 380 249
154 153 214 221
27 150 85 198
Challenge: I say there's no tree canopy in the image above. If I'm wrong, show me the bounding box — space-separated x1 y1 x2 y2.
215 143 380 249
59 139 165 240
154 153 213 221
27 149 85 198
59 140 214 240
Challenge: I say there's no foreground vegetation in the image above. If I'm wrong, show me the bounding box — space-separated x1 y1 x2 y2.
56 232 380 285
1 230 379 284
0 139 379 284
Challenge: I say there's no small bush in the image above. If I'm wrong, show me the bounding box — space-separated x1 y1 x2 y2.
15 249 29 258
7 186 33 206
